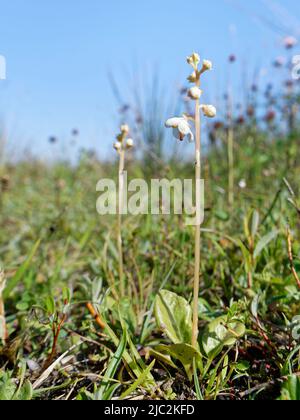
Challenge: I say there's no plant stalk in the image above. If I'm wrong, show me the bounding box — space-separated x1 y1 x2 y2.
118 149 125 298
192 95 201 349
228 126 234 207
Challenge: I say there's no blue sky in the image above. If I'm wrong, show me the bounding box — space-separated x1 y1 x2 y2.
0 0 300 159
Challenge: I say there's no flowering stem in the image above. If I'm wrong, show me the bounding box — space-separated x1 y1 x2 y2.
0 293 7 344
118 149 125 298
227 89 234 207
228 126 234 207
192 94 201 349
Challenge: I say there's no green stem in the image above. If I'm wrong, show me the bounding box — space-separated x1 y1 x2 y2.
118 150 125 298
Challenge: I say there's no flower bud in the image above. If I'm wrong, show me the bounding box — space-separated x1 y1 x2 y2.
113 141 122 151
126 138 134 149
187 71 198 83
201 105 217 118
188 87 202 100
202 60 213 72
120 124 130 134
187 52 200 67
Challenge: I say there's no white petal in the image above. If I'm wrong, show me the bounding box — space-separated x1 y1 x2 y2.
178 120 192 136
178 121 194 142
187 130 194 143
165 117 183 128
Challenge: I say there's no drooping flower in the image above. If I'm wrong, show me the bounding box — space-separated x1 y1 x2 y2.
188 87 202 100
165 117 194 142
113 141 122 151
201 105 217 118
126 138 134 149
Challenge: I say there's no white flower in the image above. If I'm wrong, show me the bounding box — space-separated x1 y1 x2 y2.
202 59 213 71
201 105 217 118
126 138 134 149
165 117 194 142
188 87 202 100
239 179 247 189
113 141 122 151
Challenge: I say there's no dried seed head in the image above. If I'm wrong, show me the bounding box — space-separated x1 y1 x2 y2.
126 138 134 149
201 105 217 118
188 87 202 100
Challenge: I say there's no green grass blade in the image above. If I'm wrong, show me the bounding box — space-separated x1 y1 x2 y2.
96 330 127 400
120 360 155 400
4 239 41 299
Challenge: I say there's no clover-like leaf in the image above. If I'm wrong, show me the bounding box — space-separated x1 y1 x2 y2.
202 316 245 359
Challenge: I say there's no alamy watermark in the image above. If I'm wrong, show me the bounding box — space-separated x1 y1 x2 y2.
0 55 6 80
96 173 205 226
292 55 300 80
